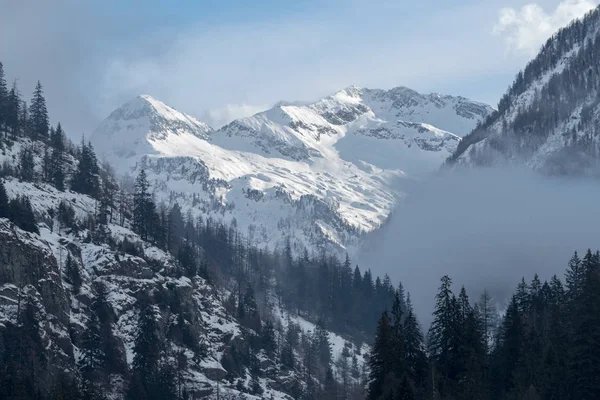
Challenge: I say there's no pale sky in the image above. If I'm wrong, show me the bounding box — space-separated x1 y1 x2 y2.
0 0 597 136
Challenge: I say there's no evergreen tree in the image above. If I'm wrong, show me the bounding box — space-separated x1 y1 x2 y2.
281 324 296 370
314 319 332 379
18 145 35 181
367 312 395 400
261 320 277 355
477 289 497 351
9 196 38 233
6 80 21 136
49 123 65 190
565 251 584 301
0 179 9 219
133 169 156 241
569 249 600 398
79 311 106 376
402 293 427 393
71 139 100 198
28 81 49 141
132 299 161 379
65 253 82 293
390 289 407 383
427 276 461 398
0 62 7 136
493 296 525 398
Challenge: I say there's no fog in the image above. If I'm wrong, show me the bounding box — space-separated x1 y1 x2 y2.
358 167 600 326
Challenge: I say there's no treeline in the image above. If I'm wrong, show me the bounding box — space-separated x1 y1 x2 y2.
367 250 600 400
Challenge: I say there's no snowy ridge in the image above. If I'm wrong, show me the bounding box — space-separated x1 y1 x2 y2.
92 87 492 254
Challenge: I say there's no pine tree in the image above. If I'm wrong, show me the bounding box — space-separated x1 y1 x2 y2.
49 123 65 190
71 139 100 198
493 296 525 398
390 289 407 382
0 62 8 136
65 253 82 293
261 320 277 355
314 319 332 379
28 81 49 141
18 145 35 182
133 169 156 241
281 324 296 370
569 249 600 398
132 298 162 380
428 276 461 398
9 196 38 233
402 293 427 392
477 289 497 351
367 311 394 400
565 251 584 301
0 179 9 219
6 81 21 136
79 311 106 375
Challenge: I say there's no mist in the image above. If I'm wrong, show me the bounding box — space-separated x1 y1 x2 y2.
358 167 600 326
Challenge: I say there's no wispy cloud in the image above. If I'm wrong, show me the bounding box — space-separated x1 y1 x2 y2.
202 104 270 128
494 0 598 55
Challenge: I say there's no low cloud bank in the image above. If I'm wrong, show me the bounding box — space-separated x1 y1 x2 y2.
359 167 600 326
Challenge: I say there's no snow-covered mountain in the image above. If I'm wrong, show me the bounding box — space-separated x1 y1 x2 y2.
92 87 492 254
448 7 600 175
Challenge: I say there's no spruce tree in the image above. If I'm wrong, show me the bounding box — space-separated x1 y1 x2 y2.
0 179 9 219
79 311 106 377
9 196 38 233
390 289 407 382
6 81 21 136
71 139 100 198
18 146 35 182
0 62 7 136
493 296 525 397
49 123 65 190
133 169 156 241
402 293 427 392
565 251 584 301
569 249 600 398
132 299 161 380
28 81 49 141
367 311 394 400
65 253 82 293
428 276 461 398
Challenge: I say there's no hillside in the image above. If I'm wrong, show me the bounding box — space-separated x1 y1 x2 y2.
0 69 399 400
448 6 600 175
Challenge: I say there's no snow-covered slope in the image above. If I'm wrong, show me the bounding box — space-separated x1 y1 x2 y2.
92 88 492 254
0 138 369 399
449 7 600 175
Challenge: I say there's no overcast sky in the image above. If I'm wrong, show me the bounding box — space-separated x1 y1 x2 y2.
0 0 597 136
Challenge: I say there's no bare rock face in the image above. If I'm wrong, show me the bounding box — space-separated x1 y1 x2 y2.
0 219 69 326
0 219 73 378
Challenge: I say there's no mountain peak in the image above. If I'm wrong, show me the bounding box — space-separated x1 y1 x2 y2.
91 95 212 165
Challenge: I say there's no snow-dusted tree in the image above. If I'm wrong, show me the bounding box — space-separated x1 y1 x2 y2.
28 81 49 141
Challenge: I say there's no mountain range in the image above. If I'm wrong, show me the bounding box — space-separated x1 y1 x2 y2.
91 86 492 254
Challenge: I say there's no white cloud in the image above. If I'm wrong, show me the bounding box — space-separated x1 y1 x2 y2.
203 104 269 128
494 0 598 55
